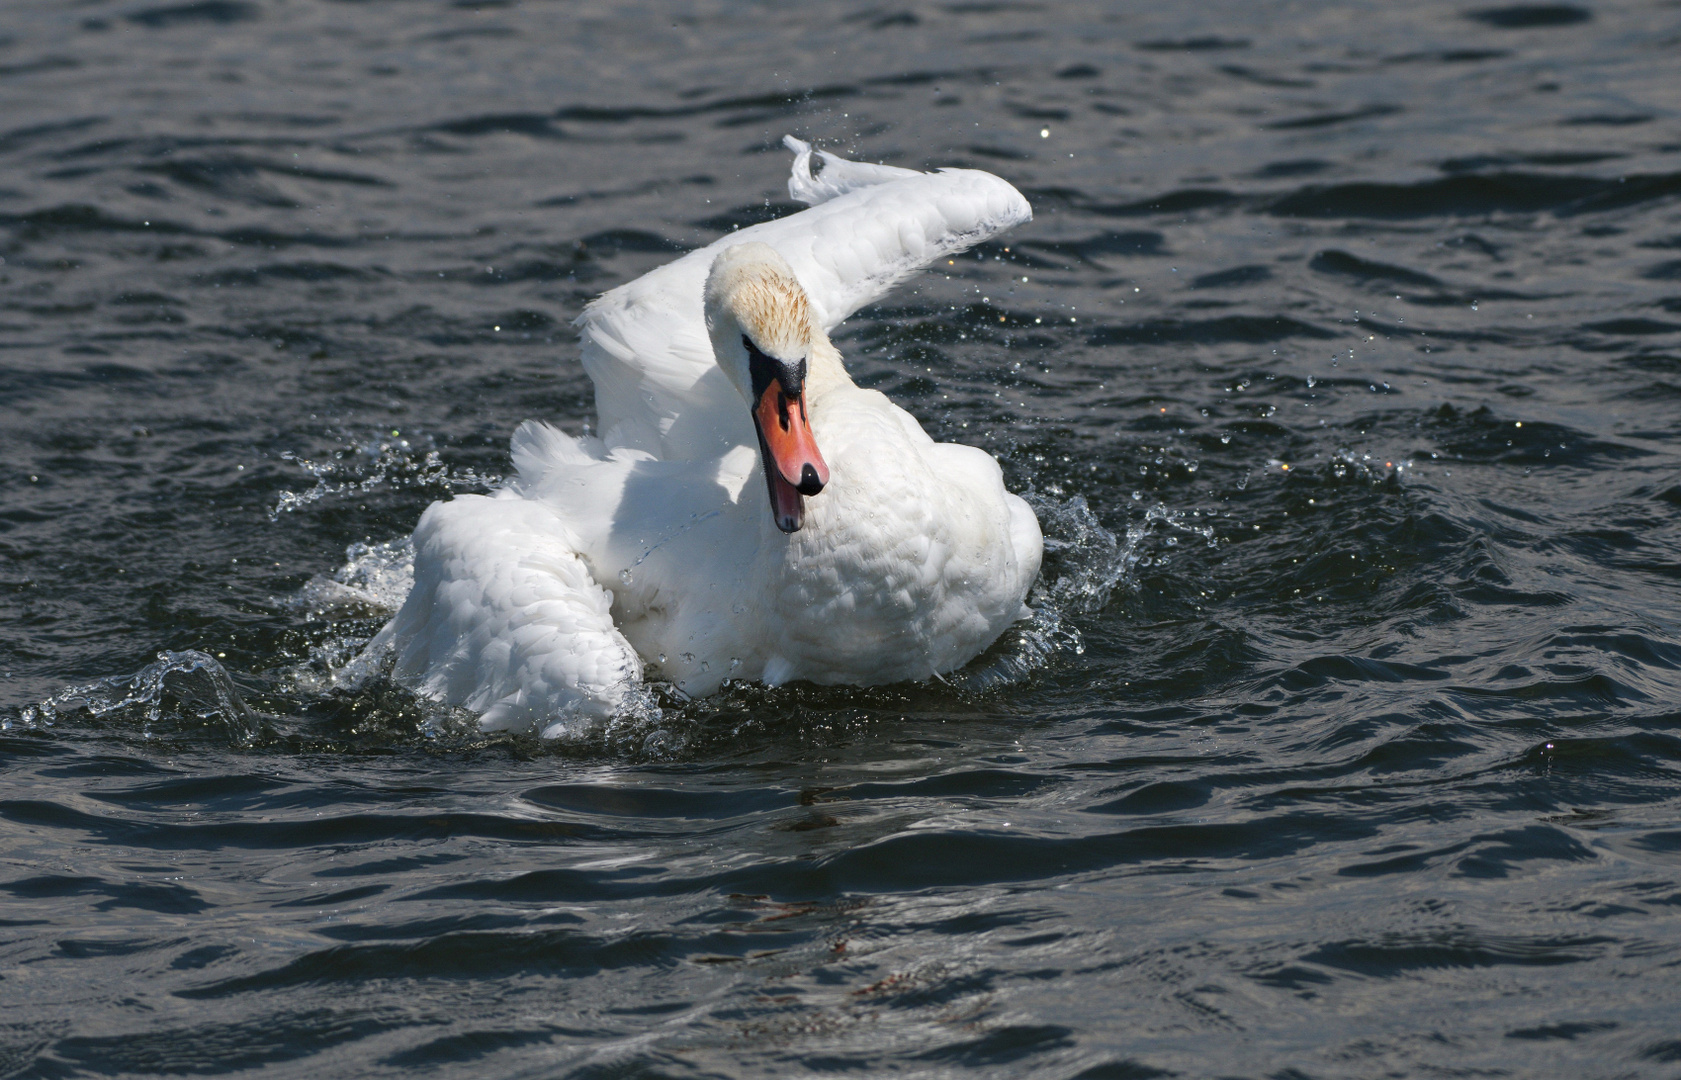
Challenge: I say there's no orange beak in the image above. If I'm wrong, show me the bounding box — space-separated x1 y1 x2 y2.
753 384 828 533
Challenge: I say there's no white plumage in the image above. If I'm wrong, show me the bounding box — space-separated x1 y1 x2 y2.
370 136 1042 736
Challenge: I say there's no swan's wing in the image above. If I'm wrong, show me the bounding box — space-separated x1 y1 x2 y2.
576 137 1032 461
378 491 643 735
768 136 1034 330
783 135 921 204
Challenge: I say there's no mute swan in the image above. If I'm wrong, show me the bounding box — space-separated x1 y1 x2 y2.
369 136 1042 736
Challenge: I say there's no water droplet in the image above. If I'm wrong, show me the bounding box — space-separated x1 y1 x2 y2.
657 653 666 664
618 569 633 585
699 661 709 673
729 657 742 671
680 652 695 664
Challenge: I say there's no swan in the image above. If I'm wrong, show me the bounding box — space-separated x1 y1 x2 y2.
368 136 1042 736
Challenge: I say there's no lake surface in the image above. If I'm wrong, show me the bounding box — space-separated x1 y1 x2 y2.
4 1 1681 1076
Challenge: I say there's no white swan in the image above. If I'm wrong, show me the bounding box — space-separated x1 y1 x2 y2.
369 137 1042 736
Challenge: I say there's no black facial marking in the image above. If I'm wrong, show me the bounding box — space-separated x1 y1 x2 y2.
744 335 807 402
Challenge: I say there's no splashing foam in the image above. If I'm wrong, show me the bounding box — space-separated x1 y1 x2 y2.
270 432 495 521
13 651 263 747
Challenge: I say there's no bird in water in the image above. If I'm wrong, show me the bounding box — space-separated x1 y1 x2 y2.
367 137 1042 737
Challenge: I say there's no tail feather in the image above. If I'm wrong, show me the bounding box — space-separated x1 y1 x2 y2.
509 420 605 486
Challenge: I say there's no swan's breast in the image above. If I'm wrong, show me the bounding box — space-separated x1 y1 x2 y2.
760 390 1035 683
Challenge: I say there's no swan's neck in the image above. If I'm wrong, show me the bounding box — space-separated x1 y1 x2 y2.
804 330 854 403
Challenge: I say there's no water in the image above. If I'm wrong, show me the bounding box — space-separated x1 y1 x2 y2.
4 1 1681 1075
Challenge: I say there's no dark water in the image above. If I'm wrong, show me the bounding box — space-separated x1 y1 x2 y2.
5 1 1681 1075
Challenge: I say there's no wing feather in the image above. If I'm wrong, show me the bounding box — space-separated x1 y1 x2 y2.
382 492 643 734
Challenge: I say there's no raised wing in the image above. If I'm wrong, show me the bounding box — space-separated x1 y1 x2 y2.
575 137 1032 461
783 135 921 205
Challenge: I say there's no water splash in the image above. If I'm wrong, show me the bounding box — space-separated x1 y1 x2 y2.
1032 490 1213 607
1323 446 1412 483
950 490 1218 692
1029 491 1127 616
283 539 416 695
545 682 673 753
270 432 496 520
287 538 415 619
14 651 264 747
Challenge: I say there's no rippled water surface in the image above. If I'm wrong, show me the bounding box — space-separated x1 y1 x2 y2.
5 2 1681 1076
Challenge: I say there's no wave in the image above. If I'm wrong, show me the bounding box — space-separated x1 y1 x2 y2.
126 1 258 29
1269 170 1681 219
1086 316 1336 346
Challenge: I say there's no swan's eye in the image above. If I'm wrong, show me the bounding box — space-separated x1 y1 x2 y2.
743 336 807 401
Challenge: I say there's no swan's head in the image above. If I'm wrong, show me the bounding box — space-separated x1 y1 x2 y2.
704 242 830 533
